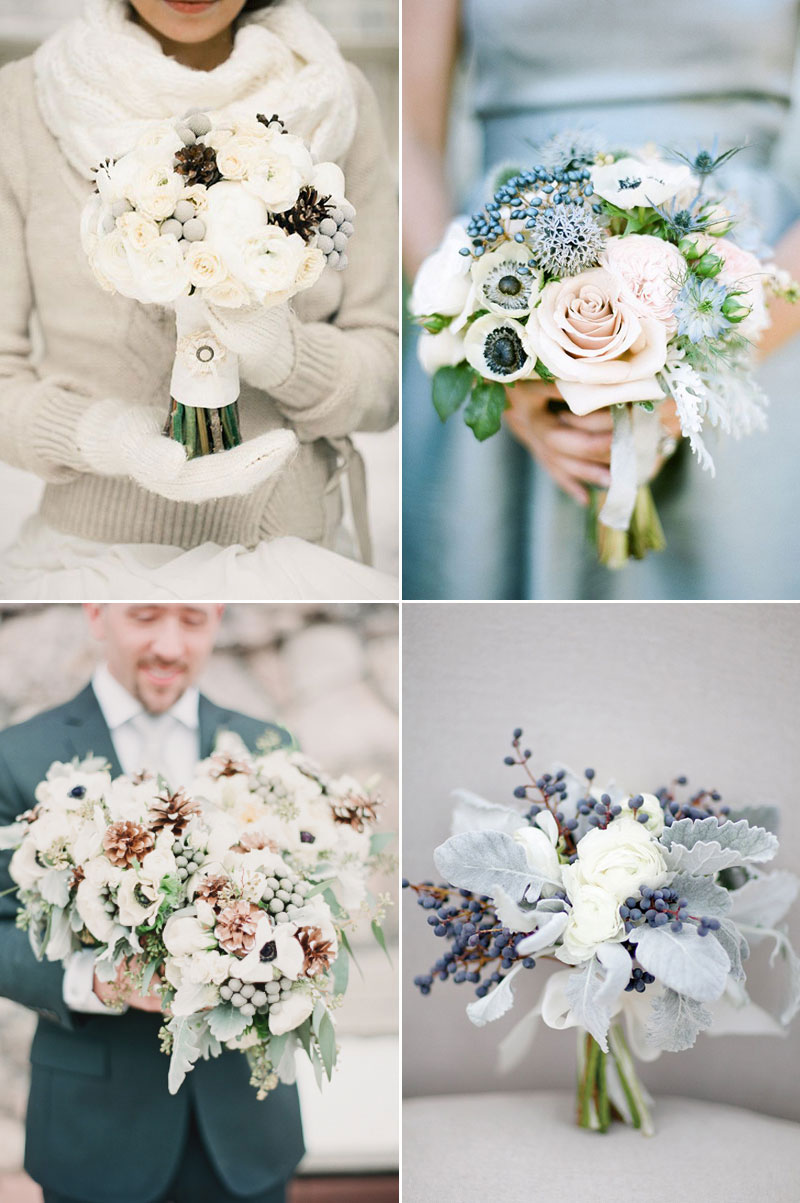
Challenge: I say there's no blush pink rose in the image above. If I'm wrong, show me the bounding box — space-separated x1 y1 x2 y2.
601 234 686 332
524 268 668 415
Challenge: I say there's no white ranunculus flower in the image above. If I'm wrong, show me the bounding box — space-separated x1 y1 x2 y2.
117 211 160 253
411 219 472 318
616 793 665 837
268 989 314 1036
136 122 184 159
179 183 209 214
240 230 306 300
311 161 346 204
184 241 228 290
417 326 467 374
215 137 253 181
568 818 669 903
244 147 303 212
590 156 692 211
90 231 137 295
559 874 626 962
237 915 305 983
163 913 215 957
95 154 141 207
131 163 185 222
513 818 563 895
203 275 253 309
129 237 191 304
293 247 326 294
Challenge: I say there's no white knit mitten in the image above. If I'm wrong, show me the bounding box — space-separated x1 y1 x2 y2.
76 399 298 504
206 303 297 393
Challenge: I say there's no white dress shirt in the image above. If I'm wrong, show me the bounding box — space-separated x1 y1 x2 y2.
63 665 201 1014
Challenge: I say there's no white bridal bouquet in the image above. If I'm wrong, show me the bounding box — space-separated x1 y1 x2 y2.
405 728 799 1133
0 735 392 1098
411 134 797 566
81 109 355 458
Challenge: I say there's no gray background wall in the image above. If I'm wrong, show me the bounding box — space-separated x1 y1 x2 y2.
402 602 800 1122
0 602 398 1187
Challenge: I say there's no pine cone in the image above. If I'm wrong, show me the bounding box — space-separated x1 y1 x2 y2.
256 112 286 134
175 142 222 188
331 793 380 833
298 926 335 977
195 874 234 909
70 864 86 891
215 900 262 955
269 186 332 244
209 753 252 780
103 821 155 868
149 789 201 837
233 831 279 854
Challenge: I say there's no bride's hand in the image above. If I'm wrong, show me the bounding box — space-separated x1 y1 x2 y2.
504 380 613 506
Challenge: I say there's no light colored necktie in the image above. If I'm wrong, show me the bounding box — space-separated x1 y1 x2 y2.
130 712 173 784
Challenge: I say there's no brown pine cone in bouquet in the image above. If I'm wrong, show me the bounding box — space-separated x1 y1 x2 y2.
103 821 155 867
149 789 201 837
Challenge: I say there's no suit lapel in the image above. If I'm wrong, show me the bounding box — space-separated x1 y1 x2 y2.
198 694 235 759
62 683 123 776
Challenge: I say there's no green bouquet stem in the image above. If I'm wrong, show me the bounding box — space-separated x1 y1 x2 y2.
590 485 667 569
575 1025 654 1135
165 399 242 459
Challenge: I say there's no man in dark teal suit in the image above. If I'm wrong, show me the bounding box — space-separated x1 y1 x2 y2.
0 604 304 1203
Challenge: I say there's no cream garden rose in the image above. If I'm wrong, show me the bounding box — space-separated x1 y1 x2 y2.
184 242 228 290
559 878 626 962
523 268 668 414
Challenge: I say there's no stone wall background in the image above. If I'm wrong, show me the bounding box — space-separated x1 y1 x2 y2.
0 603 398 1177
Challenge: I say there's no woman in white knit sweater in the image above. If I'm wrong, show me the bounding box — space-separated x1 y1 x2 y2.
0 0 398 599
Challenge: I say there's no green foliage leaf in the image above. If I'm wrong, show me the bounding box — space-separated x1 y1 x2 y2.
340 928 363 979
305 877 338 900
371 920 392 965
332 948 350 996
432 362 474 422
418 313 453 334
207 1004 250 1043
464 381 509 441
317 1010 337 1080
533 359 556 383
369 832 395 856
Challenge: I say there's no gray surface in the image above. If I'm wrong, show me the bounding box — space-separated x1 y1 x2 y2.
402 603 800 1120
403 1092 800 1203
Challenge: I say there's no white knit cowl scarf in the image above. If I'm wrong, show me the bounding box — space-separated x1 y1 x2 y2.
33 0 358 180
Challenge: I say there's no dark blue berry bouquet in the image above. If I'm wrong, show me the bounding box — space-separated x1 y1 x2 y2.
410 134 797 566
405 730 799 1134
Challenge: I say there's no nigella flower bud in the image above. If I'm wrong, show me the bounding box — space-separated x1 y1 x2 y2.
693 251 724 279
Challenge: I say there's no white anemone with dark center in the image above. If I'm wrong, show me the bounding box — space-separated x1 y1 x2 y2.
464 313 532 382
471 241 541 316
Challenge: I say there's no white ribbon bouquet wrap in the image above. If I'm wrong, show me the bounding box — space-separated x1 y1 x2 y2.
81 110 355 458
410 135 797 567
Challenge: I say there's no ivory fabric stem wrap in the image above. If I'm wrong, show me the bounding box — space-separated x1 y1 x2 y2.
599 404 663 531
170 293 240 411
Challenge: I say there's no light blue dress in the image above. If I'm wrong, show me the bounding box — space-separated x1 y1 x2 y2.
402 0 800 599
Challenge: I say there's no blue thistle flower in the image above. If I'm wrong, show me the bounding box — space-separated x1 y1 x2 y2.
527 205 605 276
535 130 606 173
674 276 731 343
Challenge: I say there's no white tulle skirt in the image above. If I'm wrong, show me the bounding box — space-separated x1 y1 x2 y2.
0 517 398 601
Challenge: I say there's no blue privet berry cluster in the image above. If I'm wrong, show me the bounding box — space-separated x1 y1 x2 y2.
460 164 602 267
401 881 538 998
655 779 731 827
625 966 656 993
619 885 722 937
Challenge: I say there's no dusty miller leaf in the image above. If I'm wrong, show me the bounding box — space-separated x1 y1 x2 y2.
207 1004 250 1043
629 924 731 1002
712 919 748 982
669 873 731 919
728 870 799 929
450 789 526 837
433 830 554 903
661 817 777 874
646 989 712 1051
564 944 631 1053
167 1016 206 1095
467 964 523 1027
726 805 780 835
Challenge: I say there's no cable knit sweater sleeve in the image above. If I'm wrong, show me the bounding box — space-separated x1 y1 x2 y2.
0 60 95 482
210 65 399 443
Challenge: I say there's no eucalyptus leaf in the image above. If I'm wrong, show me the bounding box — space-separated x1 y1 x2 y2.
467 963 523 1027
268 1031 289 1070
646 989 712 1052
331 948 349 996
629 924 731 1002
432 362 473 422
368 832 395 856
433 830 551 903
464 381 509 441
207 1004 250 1044
661 817 778 874
372 919 391 963
317 1010 337 1080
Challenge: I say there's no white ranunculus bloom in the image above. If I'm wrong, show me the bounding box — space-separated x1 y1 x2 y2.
163 913 215 957
135 122 184 159
240 229 306 299
417 326 467 374
410 219 473 318
215 137 253 181
203 275 253 309
237 915 305 983
131 163 185 222
559 874 626 962
590 156 691 211
92 230 138 296
129 237 191 304
268 989 314 1036
568 818 669 903
95 154 142 207
244 148 303 213
310 161 346 204
294 247 326 294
